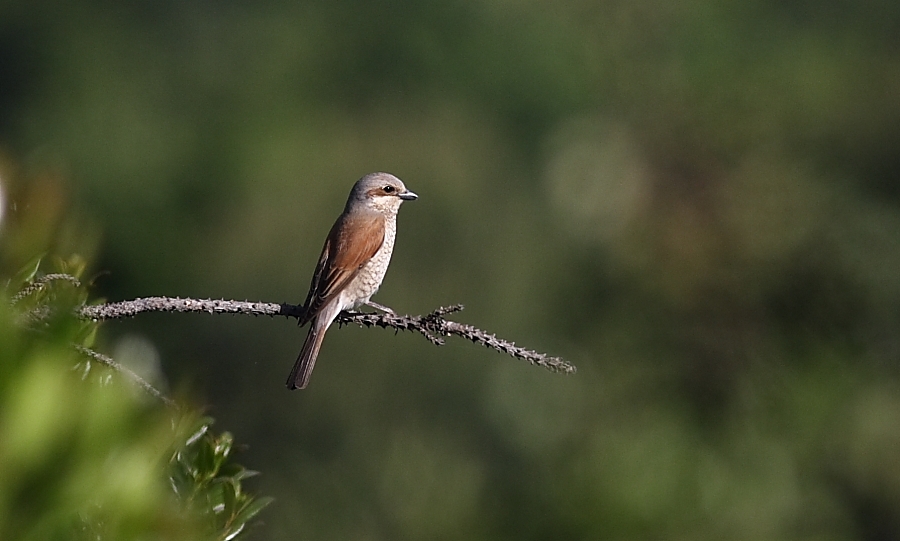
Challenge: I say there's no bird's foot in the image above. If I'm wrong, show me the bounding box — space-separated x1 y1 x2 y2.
364 300 395 314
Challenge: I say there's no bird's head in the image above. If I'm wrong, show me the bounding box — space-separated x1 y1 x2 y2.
348 172 417 214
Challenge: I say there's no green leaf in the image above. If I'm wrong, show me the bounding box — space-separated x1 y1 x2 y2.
223 522 247 541
184 421 212 447
65 254 88 279
78 323 99 348
232 497 275 529
231 469 260 482
11 253 44 289
218 463 245 478
213 432 234 469
196 435 216 480
222 480 237 517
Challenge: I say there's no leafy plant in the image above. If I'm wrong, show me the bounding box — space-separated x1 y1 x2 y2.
0 256 272 541
170 418 274 541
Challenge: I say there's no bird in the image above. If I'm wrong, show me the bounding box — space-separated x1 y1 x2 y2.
286 172 417 390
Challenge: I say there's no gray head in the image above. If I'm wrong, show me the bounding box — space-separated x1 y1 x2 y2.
345 172 417 214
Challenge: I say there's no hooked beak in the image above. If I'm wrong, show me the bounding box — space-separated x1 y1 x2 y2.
399 190 418 201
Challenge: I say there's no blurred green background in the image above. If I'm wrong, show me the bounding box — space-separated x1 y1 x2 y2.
2 0 900 539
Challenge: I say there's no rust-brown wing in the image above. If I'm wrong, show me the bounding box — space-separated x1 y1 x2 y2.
300 212 385 324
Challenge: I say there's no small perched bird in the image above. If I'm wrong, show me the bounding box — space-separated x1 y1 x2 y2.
287 172 417 390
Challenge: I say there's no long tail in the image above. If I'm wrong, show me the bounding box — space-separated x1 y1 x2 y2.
286 322 328 390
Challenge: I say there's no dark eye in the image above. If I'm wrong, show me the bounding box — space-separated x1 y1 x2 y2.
382 185 395 193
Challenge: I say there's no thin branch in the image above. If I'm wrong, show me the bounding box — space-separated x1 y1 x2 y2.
80 297 576 375
11 273 82 304
74 345 177 408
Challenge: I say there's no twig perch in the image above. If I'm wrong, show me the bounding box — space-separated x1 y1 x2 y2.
74 345 177 408
11 273 82 304
79 297 575 374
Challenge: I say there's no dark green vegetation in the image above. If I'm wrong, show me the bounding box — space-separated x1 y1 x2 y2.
2 1 900 539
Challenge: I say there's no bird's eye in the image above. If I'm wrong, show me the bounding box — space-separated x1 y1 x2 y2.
382 185 395 193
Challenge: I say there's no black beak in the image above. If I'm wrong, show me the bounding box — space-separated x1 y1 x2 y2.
399 190 418 201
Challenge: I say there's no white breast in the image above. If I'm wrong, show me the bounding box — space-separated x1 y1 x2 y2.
340 215 397 310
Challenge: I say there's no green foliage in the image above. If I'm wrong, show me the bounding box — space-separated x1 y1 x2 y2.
0 256 271 541
3 1 900 540
171 418 275 541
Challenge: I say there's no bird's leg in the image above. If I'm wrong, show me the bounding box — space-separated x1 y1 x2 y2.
364 300 396 314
